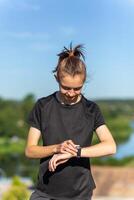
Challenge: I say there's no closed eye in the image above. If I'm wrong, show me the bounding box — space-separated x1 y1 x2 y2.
60 84 83 91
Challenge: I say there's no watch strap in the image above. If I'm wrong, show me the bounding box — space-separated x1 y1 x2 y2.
76 145 81 157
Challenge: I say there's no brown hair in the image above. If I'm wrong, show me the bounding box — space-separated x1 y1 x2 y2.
53 43 87 82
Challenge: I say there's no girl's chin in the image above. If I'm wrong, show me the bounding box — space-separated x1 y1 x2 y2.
65 95 75 99
61 93 78 101
65 96 77 101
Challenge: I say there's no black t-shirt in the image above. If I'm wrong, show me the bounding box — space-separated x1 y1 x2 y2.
28 92 105 200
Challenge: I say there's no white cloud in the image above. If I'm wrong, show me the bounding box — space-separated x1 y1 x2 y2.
60 26 76 37
0 0 40 11
2 31 50 40
128 0 134 3
0 0 8 4
117 0 134 6
16 2 40 11
30 43 54 52
0 31 53 52
0 0 10 7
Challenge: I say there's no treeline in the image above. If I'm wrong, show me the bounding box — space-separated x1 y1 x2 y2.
0 95 133 142
94 99 134 143
0 95 134 179
0 94 35 139
0 94 37 180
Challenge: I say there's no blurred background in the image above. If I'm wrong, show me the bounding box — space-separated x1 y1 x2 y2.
0 0 134 199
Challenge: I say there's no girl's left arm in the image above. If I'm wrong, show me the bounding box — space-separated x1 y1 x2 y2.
81 124 116 158
48 125 116 171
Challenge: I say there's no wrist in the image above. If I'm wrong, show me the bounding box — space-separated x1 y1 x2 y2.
76 145 81 158
53 144 59 154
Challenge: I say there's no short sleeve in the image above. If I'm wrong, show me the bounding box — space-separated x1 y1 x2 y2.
94 103 105 131
28 99 42 130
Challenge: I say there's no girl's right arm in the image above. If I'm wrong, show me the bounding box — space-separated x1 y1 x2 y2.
25 127 77 159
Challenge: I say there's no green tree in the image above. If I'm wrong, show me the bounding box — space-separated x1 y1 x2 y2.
21 94 35 121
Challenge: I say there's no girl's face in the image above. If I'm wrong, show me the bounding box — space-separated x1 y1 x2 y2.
59 74 84 102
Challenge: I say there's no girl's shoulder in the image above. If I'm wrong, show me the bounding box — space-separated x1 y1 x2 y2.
82 96 101 114
35 92 56 108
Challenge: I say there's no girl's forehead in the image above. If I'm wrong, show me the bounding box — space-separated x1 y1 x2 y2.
60 74 84 85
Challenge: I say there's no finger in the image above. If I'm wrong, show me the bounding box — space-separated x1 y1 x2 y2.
67 140 76 148
52 157 63 171
62 147 77 156
49 155 57 172
60 143 68 153
64 145 78 154
62 142 77 153
49 160 52 171
60 149 68 154
66 143 77 153
49 158 55 172
51 155 62 171
49 158 53 171
51 159 55 172
67 144 78 152
56 159 68 167
60 148 73 155
53 157 58 171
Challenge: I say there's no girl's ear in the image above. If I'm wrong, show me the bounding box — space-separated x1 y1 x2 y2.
54 72 59 82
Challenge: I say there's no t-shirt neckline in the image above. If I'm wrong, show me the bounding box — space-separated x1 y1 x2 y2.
53 91 83 108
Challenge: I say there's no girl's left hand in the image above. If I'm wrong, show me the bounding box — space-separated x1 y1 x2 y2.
48 153 72 172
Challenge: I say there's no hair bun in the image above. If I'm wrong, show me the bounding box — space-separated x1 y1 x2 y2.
57 43 85 61
69 50 74 57
53 43 86 82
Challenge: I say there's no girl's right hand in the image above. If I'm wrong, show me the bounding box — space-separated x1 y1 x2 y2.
49 153 71 172
55 140 78 156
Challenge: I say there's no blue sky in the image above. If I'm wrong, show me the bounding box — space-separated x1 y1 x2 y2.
0 0 134 100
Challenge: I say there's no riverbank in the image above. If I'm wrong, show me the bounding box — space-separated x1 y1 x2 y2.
94 197 134 200
1 166 134 200
92 166 134 198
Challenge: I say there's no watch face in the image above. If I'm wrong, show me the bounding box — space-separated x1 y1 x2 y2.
76 145 80 150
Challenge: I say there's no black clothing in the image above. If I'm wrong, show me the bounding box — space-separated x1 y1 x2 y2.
30 191 51 200
30 190 92 200
28 92 105 200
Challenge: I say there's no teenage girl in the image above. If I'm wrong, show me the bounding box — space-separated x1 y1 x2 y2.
25 44 116 200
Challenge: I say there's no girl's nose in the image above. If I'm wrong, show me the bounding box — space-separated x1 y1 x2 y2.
68 89 75 96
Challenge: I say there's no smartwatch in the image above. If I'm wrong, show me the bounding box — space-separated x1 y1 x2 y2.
76 145 81 158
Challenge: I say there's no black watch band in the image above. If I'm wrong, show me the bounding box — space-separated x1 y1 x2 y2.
76 145 81 157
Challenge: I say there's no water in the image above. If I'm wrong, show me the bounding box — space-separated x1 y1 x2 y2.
113 121 134 159
114 132 134 159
